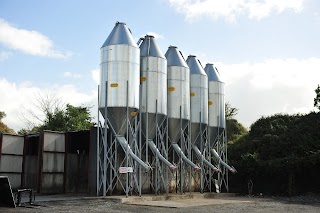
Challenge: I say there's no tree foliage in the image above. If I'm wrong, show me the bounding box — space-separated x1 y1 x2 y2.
0 111 15 134
224 102 247 143
226 118 248 143
225 101 239 120
0 111 6 120
314 84 320 110
43 104 95 132
228 113 320 195
19 94 94 134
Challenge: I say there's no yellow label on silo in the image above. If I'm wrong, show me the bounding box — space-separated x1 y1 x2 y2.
190 92 196 97
131 111 138 117
110 83 118 88
208 100 213 106
168 86 175 92
140 76 147 82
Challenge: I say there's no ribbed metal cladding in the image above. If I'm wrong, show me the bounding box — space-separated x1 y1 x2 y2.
139 35 167 140
186 55 208 145
165 46 190 143
204 63 225 130
99 22 140 135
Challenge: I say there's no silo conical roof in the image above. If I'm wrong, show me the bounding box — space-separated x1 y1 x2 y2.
101 22 138 47
204 63 223 82
186 55 206 75
140 35 165 58
165 46 188 67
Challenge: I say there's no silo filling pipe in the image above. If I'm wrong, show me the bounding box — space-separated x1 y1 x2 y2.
172 143 200 171
211 148 236 173
117 136 150 171
192 145 219 172
148 140 176 171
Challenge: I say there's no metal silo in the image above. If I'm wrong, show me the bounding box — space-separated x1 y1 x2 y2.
204 63 236 176
165 46 190 143
204 63 225 143
166 46 199 194
186 56 208 145
139 35 167 140
139 35 175 195
187 56 220 193
97 22 149 197
99 21 140 135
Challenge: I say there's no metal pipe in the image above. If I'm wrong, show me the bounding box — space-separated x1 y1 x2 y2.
103 81 108 196
193 145 218 172
117 136 150 170
211 148 236 173
148 140 175 171
126 80 129 197
96 85 100 196
172 144 199 171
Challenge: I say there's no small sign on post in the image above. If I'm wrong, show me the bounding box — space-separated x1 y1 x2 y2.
119 167 133 173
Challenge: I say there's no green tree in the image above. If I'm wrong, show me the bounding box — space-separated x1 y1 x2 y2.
228 113 320 195
41 104 94 131
224 102 247 143
225 101 239 120
314 84 320 110
226 118 248 143
19 94 94 133
0 111 6 120
0 111 15 134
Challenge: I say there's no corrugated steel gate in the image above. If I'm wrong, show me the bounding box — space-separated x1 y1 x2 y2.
38 131 65 193
0 134 24 189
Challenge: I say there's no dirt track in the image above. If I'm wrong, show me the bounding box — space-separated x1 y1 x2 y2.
1 195 320 213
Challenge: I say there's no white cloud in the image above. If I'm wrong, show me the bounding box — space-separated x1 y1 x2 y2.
0 51 12 61
167 0 304 22
2 57 318 132
214 57 320 127
0 19 72 58
64 71 82 78
146 32 165 39
0 77 97 132
91 69 100 85
137 32 165 42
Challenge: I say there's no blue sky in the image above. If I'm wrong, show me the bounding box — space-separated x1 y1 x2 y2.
1 0 320 131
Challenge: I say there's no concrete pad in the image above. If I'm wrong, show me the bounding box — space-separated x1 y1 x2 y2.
127 197 253 208
30 192 244 209
100 192 237 204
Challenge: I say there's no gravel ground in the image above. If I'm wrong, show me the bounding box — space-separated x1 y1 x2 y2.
1 195 320 213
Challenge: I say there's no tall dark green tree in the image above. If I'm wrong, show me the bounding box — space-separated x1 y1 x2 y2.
225 102 247 143
314 84 320 110
228 113 320 195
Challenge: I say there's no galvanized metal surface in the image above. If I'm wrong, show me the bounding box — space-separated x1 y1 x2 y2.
139 35 167 140
211 148 236 173
204 63 226 131
172 144 199 170
101 22 137 47
148 140 175 170
187 56 208 125
193 145 218 171
165 46 190 143
99 22 140 135
117 136 150 170
186 56 208 145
